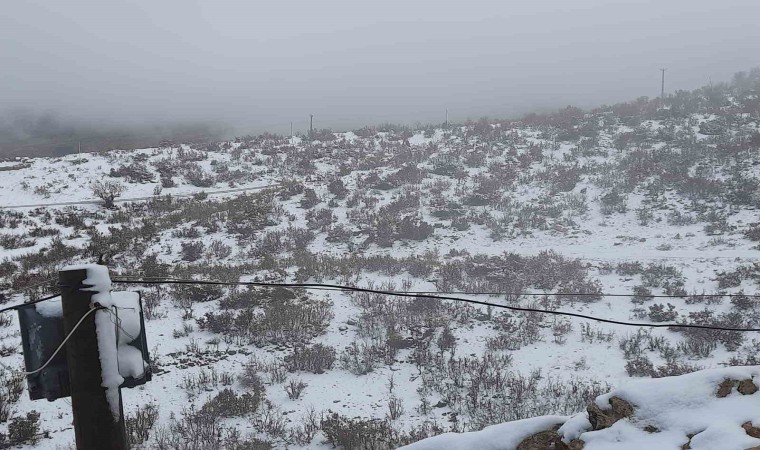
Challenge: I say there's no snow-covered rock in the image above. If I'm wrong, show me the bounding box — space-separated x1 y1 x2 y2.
402 366 760 450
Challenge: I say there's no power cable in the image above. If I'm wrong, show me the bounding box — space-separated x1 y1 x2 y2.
111 277 760 333
0 293 61 315
111 275 755 298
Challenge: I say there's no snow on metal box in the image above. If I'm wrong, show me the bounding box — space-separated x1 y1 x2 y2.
17 291 151 401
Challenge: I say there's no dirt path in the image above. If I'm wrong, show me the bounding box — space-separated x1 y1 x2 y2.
0 184 279 209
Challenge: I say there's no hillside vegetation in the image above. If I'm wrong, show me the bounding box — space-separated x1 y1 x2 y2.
0 69 758 449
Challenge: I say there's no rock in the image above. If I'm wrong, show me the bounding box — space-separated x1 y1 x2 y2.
717 379 738 397
587 396 635 430
682 432 697 449
743 421 760 439
738 379 758 395
715 378 756 397
567 440 585 450
516 428 568 450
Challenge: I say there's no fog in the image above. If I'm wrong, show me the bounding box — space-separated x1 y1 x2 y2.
2 0 758 135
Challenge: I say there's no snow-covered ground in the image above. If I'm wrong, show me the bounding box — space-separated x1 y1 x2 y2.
0 89 758 448
403 365 760 450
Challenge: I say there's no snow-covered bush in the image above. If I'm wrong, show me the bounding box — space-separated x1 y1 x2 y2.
320 413 401 450
91 179 125 208
339 341 383 375
200 388 262 418
1 411 40 446
284 379 308 400
183 163 215 188
647 303 678 322
125 403 159 447
284 343 336 374
0 371 23 423
110 162 154 183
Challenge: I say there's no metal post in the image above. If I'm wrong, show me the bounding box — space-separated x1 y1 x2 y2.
59 268 126 450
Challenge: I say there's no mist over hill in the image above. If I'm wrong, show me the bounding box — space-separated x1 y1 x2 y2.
0 111 230 158
3 0 759 160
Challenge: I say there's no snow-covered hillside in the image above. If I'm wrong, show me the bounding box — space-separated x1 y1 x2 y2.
0 74 759 449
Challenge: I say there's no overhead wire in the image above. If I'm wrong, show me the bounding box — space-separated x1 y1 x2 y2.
111 275 755 298
0 293 61 315
111 277 760 333
0 274 755 374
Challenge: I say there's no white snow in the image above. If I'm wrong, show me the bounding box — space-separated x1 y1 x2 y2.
688 422 760 450
34 296 62 318
116 345 146 379
399 415 568 450
408 366 760 450
582 366 760 449
558 412 592 442
0 102 758 448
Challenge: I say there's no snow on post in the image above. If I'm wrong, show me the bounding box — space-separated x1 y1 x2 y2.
61 264 124 420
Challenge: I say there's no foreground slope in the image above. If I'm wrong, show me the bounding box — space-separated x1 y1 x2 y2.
403 366 760 450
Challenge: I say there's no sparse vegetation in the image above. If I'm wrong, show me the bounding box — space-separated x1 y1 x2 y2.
1 69 760 448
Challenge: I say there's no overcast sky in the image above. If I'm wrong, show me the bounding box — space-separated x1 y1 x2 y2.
2 0 758 134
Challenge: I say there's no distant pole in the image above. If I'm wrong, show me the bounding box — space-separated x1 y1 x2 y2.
60 268 126 450
660 68 667 99
309 114 314 138
290 122 293 139
445 108 449 127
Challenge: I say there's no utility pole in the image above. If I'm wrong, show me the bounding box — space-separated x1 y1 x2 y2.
445 108 449 127
309 114 314 138
660 68 667 99
290 122 293 139
60 267 127 450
